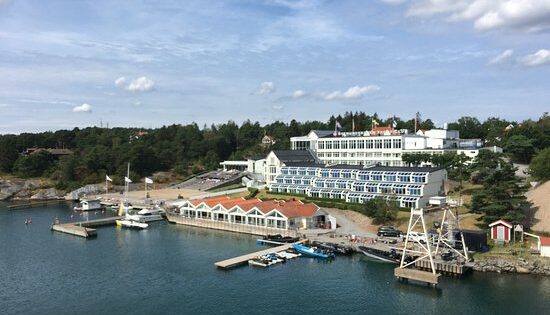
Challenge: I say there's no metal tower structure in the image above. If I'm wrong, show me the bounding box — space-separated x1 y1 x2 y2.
434 206 469 260
399 208 436 274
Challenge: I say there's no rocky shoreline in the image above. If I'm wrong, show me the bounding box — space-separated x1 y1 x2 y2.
0 178 65 201
473 256 550 276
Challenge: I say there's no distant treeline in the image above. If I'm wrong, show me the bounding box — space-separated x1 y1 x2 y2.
0 112 548 190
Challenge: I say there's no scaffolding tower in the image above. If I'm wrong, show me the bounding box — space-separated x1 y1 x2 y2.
434 206 469 261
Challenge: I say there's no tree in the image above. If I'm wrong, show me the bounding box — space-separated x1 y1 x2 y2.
504 135 535 163
448 116 484 139
470 163 528 224
0 137 19 173
13 152 55 178
362 198 398 224
530 148 550 181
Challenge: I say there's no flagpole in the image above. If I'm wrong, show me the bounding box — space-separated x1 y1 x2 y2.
105 176 108 198
145 179 147 200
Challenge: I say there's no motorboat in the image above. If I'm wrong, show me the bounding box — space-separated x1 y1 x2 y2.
357 246 414 264
73 199 102 211
125 206 165 223
263 234 300 243
292 244 334 259
311 241 352 256
248 253 285 268
116 219 148 230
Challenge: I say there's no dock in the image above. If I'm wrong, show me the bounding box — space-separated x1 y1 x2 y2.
8 200 67 210
395 267 441 286
415 259 472 276
51 216 123 238
215 240 307 269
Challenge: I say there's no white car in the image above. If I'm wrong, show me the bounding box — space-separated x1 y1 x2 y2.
402 231 427 244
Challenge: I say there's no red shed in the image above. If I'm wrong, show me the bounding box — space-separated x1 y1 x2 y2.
489 220 513 243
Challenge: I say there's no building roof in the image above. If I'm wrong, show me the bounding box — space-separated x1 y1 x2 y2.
488 219 513 228
187 197 320 219
272 150 317 163
540 237 550 247
310 130 335 138
282 162 442 173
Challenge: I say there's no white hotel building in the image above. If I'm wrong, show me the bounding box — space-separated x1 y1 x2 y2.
290 126 483 167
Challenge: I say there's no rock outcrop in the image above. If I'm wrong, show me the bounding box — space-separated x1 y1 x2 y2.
473 257 550 276
0 178 60 200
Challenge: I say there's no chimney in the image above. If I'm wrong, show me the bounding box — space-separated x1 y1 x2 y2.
443 123 448 130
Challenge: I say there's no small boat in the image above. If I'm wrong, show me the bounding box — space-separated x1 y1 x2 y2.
263 234 300 243
73 199 102 211
116 219 148 230
248 253 284 268
292 244 334 259
311 241 353 256
125 206 165 223
358 246 413 264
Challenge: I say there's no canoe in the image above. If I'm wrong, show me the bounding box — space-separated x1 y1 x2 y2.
292 244 334 259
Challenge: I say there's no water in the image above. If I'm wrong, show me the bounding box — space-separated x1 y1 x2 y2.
1 203 549 315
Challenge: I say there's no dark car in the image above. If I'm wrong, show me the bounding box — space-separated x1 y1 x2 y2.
377 226 402 237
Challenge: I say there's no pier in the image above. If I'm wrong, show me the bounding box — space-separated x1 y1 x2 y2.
415 259 472 276
215 240 307 269
51 216 122 238
8 200 67 210
394 268 441 286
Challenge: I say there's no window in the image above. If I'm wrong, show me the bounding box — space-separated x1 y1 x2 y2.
375 139 382 149
334 141 340 150
366 140 373 149
384 139 392 149
342 140 348 149
393 138 402 149
318 141 325 149
358 140 365 149
270 166 276 174
350 140 357 149
326 141 332 149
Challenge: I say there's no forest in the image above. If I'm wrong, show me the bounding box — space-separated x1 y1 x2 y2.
0 112 548 194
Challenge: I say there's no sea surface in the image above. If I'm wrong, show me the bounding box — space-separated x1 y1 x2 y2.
1 202 549 315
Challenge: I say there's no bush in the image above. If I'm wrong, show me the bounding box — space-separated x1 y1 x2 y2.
245 187 259 200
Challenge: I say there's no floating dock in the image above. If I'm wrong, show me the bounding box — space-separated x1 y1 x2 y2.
8 200 67 210
215 240 307 269
51 216 123 238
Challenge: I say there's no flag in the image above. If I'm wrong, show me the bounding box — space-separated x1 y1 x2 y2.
124 176 132 183
335 121 343 130
145 177 153 184
106 175 113 182
392 119 397 129
372 119 379 126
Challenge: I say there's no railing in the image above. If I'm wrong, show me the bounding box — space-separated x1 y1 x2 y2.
166 214 297 237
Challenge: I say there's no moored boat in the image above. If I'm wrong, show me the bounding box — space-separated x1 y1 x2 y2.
357 246 413 264
311 241 352 255
116 219 148 230
263 234 300 243
125 206 165 223
292 244 334 259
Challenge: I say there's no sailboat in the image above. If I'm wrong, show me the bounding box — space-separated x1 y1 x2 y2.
115 163 148 230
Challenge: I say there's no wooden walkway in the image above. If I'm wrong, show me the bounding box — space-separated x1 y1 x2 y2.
395 267 440 286
215 240 307 269
51 216 123 238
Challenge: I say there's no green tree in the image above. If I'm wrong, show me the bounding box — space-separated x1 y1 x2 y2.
0 137 19 172
362 198 398 224
504 135 535 163
13 152 55 178
530 148 550 181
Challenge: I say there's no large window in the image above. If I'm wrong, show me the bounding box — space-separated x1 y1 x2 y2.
366 140 373 149
334 141 340 150
393 138 402 149
375 139 382 149
341 140 348 149
384 139 392 149
358 140 365 149
318 141 325 149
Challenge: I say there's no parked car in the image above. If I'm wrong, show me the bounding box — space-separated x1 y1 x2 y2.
377 226 402 237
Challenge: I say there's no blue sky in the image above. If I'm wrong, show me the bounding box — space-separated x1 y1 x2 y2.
0 0 549 133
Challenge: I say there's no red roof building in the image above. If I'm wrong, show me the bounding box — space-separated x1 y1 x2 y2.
488 219 513 243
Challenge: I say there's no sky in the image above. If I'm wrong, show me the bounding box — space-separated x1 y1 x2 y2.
0 0 549 134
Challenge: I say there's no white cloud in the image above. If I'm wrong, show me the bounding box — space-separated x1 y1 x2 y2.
256 82 275 95
519 49 550 66
114 76 127 87
126 76 155 92
396 0 550 32
488 49 513 64
73 103 92 113
292 90 306 99
321 85 380 100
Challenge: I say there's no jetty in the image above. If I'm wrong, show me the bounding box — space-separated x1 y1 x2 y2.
394 267 441 286
8 200 67 210
415 259 472 276
51 216 122 238
215 239 307 269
